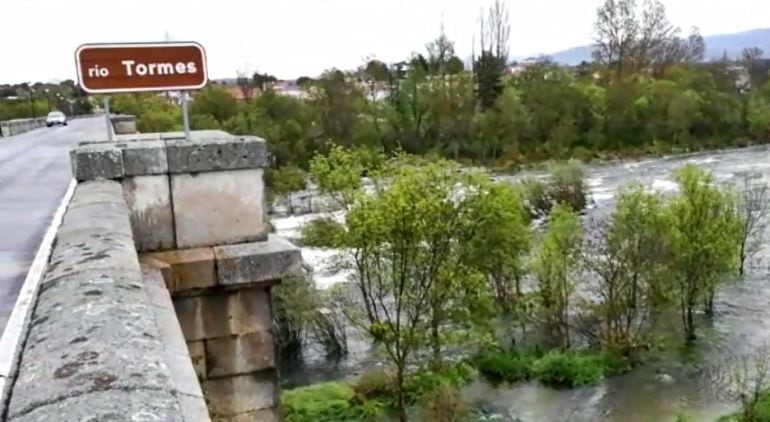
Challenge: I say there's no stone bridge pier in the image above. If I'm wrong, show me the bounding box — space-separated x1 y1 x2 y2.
0 131 300 422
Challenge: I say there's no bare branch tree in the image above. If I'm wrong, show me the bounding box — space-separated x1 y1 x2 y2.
592 0 639 75
593 0 700 77
729 345 770 421
235 67 255 101
737 173 769 275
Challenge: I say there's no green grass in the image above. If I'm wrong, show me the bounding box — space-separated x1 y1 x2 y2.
474 349 630 388
281 363 477 422
281 382 386 422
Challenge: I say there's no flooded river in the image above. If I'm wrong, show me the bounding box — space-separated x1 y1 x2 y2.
272 145 770 421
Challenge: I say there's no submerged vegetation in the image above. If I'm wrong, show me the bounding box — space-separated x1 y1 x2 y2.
273 142 760 420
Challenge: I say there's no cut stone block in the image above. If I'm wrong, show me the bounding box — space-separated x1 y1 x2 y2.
177 392 212 422
171 169 268 249
173 289 272 342
110 114 137 135
141 264 174 310
122 140 168 176
146 248 217 293
152 306 189 356
187 341 206 379
122 175 175 252
203 370 277 416
165 136 268 174
214 235 302 286
69 143 123 181
8 389 185 422
164 351 204 398
160 130 232 140
139 255 172 286
206 331 275 378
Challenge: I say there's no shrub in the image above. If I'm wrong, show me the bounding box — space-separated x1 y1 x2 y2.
521 178 552 219
548 160 588 213
266 166 307 197
281 382 387 422
308 308 348 358
272 276 317 357
531 351 606 388
520 160 588 219
301 217 347 248
352 369 398 402
474 350 535 384
421 385 471 422
404 362 477 403
475 349 628 388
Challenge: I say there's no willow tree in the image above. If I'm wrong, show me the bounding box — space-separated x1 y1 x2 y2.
667 165 741 341
531 204 583 347
583 185 671 353
335 158 488 421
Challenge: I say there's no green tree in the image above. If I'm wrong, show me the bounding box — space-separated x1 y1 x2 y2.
463 182 531 311
190 85 238 124
310 70 368 148
474 0 510 110
583 185 671 353
667 165 741 341
473 86 531 165
747 81 770 140
336 162 464 420
531 204 583 347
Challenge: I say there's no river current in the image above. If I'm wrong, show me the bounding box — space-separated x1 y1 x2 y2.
272 145 770 421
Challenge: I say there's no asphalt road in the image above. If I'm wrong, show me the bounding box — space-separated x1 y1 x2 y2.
0 116 107 335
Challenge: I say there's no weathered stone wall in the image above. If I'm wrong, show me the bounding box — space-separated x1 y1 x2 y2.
0 119 47 137
143 235 301 421
71 131 270 252
3 180 208 421
65 130 302 421
1 131 299 422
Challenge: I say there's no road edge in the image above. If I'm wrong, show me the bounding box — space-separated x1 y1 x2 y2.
0 179 76 414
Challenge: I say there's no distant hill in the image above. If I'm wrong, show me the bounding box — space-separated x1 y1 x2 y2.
520 28 770 65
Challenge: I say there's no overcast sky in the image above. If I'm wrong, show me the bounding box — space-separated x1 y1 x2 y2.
1 0 768 84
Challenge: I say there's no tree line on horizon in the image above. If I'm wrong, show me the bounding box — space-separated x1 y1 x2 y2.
100 0 770 182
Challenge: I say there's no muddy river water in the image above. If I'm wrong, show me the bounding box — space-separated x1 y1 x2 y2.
272 145 770 421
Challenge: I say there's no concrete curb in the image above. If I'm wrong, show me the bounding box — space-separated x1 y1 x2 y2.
0 179 76 415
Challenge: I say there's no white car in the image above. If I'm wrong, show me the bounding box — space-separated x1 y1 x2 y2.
46 111 67 127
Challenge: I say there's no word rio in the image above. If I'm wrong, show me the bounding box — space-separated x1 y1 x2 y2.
87 65 110 78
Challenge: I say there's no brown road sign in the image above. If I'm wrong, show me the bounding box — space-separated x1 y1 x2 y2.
75 42 208 93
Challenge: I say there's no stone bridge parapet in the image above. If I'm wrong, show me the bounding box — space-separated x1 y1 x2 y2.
1 131 301 422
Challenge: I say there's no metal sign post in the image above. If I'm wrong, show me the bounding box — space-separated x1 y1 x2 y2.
181 91 191 141
103 96 113 142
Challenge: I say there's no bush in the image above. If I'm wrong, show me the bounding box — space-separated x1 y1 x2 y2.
404 362 477 402
266 166 307 196
308 308 348 358
531 351 607 388
520 160 588 219
281 382 385 422
421 385 471 422
548 160 588 213
475 349 628 388
352 369 397 402
301 217 347 248
718 390 770 422
273 276 317 357
521 178 552 219
474 350 536 384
